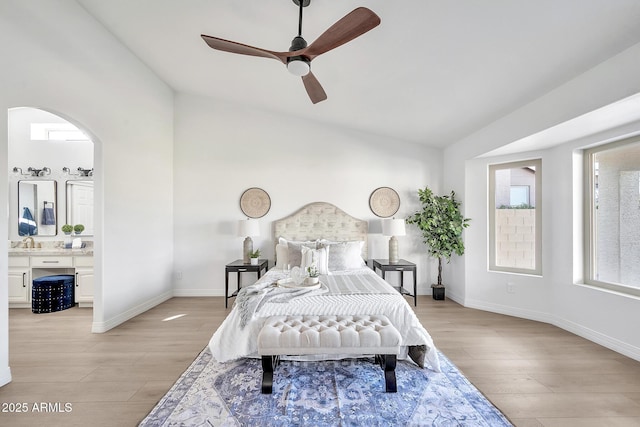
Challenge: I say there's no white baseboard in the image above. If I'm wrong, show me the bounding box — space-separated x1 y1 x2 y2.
0 366 12 388
172 289 224 297
91 290 173 333
464 297 553 324
461 297 640 363
554 317 640 362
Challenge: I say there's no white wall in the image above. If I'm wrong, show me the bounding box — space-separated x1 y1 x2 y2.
172 93 443 297
443 41 640 360
0 0 174 387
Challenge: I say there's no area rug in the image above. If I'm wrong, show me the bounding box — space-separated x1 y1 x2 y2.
139 348 512 426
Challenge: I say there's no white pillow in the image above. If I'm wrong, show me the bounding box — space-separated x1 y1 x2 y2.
275 243 289 269
279 238 318 267
301 245 329 275
322 240 366 271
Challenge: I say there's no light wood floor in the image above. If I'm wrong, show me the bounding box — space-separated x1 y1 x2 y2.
1 296 639 427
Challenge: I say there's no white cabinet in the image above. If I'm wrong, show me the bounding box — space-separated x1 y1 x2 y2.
8 268 30 304
8 253 94 308
9 256 30 306
75 270 94 306
75 256 94 307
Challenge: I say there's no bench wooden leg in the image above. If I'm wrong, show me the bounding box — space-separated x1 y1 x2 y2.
381 354 397 392
261 355 275 394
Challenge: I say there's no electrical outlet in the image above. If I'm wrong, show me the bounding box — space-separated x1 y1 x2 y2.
506 282 515 294
176 271 183 280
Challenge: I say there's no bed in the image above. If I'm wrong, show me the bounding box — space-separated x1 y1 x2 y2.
209 202 440 372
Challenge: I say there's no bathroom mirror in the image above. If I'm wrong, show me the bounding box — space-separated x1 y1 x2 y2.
66 180 94 236
17 180 57 236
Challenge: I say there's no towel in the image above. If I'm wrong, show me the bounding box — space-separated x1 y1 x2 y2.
42 207 55 225
18 207 37 236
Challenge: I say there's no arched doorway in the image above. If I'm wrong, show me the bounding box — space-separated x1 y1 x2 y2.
7 107 99 321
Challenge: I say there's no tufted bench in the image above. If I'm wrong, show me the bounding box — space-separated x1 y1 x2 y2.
257 315 401 394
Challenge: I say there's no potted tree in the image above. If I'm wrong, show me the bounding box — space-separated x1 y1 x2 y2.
406 186 470 300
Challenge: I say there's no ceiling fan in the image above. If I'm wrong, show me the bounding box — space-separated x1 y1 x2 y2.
201 0 381 104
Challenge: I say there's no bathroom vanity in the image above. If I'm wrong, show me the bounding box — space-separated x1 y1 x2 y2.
8 248 94 308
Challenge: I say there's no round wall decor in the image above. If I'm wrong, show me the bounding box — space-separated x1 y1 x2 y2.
240 187 271 218
369 187 400 218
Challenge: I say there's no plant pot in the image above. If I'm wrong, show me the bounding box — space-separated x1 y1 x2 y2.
250 257 259 266
304 276 319 286
431 285 445 300
64 233 73 249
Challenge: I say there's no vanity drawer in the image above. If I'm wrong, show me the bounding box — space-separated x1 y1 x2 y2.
8 256 30 267
74 256 94 267
30 256 73 268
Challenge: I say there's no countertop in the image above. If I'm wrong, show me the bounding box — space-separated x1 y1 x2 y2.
8 247 93 256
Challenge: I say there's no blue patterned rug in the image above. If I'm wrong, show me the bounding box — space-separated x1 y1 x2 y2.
139 348 512 426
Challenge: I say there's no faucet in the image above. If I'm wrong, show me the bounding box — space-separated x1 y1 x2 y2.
22 236 34 249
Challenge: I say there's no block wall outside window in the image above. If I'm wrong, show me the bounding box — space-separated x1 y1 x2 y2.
494 209 536 269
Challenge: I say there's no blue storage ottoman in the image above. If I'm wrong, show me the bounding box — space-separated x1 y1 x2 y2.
32 275 75 314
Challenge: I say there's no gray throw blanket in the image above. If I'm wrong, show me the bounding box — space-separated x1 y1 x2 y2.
235 279 328 328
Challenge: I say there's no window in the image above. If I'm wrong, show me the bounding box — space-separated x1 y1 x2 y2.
30 122 89 141
585 137 640 296
489 159 542 275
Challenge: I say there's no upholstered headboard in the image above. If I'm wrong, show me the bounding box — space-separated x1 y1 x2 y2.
273 202 368 259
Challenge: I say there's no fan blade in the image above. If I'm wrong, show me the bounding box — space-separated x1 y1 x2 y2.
201 34 291 64
303 7 380 60
302 72 327 104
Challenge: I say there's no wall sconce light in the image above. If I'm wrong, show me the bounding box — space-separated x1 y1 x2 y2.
13 167 51 177
63 167 93 177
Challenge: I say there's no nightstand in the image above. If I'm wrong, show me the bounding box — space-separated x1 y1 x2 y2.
225 259 269 308
372 259 417 306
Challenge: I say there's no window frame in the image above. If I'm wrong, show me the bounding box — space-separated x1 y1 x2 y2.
584 136 640 297
488 159 543 275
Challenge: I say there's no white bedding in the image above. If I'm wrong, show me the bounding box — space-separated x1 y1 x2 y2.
209 267 441 372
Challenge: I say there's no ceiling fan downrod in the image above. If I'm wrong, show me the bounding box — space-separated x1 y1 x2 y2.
287 0 310 75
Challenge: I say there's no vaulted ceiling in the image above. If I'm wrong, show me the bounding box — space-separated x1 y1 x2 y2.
77 0 640 148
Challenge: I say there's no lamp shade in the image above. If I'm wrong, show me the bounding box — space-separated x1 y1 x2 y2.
238 219 260 237
382 218 406 236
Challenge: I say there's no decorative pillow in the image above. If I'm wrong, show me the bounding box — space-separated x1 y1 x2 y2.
275 244 289 269
280 238 318 267
322 241 366 271
300 245 329 275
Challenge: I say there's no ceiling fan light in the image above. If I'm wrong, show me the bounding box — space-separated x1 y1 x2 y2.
287 58 310 76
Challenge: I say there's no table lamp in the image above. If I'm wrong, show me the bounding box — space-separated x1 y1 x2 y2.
238 219 260 263
382 218 406 264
